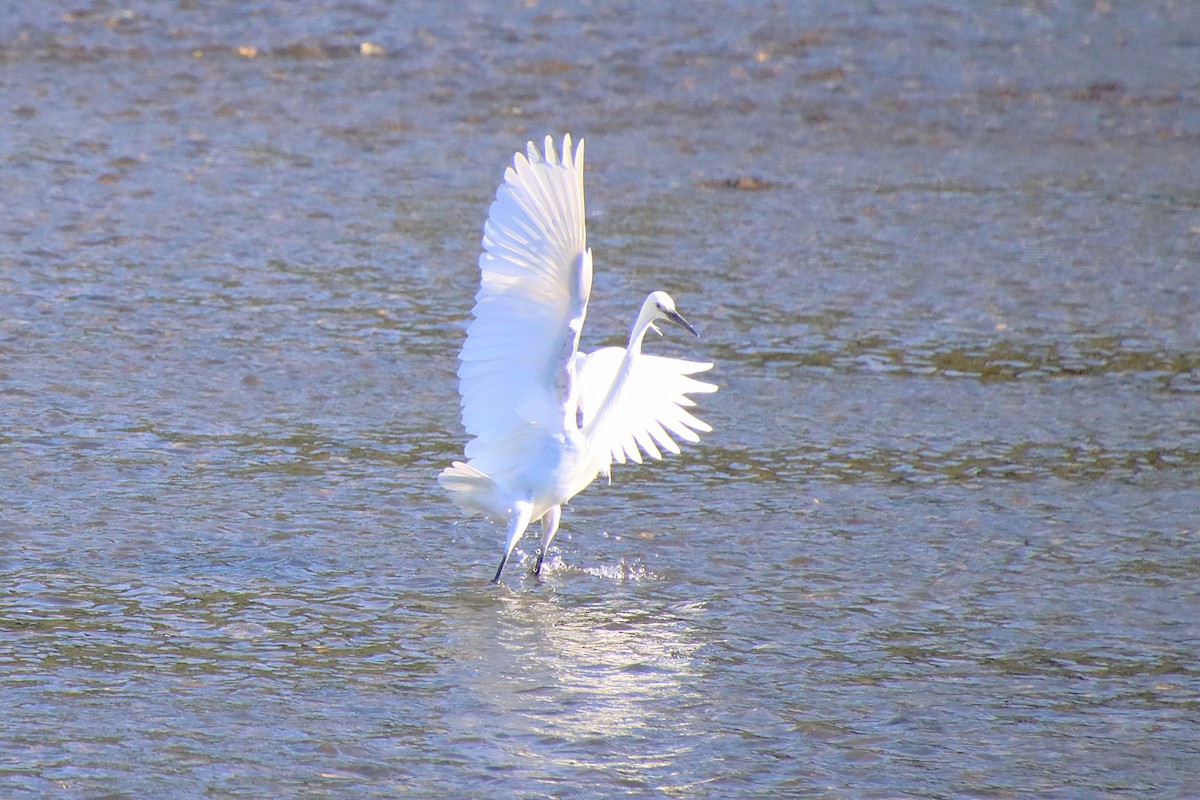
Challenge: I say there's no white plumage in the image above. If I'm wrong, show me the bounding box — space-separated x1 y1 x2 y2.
439 135 716 582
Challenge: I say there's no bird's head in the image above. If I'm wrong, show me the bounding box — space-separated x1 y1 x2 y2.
643 290 699 338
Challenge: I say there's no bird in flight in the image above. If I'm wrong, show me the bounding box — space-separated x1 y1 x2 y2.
439 135 716 583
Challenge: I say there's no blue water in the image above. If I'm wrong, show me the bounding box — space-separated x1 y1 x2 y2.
2 2 1198 797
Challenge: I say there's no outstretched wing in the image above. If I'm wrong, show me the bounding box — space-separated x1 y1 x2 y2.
457 135 592 470
576 347 717 469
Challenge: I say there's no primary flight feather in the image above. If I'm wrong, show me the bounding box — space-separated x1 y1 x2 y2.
439 134 716 582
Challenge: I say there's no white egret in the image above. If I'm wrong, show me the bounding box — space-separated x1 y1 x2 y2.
439 135 716 582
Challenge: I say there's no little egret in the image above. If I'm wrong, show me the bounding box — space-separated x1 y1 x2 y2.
439 135 717 582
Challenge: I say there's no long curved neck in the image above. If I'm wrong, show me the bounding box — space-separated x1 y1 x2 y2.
580 304 658 457
625 301 658 355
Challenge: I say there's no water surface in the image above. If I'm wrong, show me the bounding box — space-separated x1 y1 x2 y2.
2 1 1198 797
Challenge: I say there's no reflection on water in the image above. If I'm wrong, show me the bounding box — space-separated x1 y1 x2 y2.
436 588 707 791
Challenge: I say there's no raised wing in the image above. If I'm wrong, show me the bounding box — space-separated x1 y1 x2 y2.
457 135 592 468
576 347 717 468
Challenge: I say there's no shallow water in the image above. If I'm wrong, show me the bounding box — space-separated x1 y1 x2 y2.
2 1 1198 798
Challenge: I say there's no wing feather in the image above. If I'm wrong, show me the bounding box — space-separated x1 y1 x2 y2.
576 348 717 470
457 135 590 470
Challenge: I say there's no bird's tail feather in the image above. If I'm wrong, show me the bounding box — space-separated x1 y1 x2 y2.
438 461 504 521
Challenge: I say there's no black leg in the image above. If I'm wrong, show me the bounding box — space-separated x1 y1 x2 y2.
491 553 508 584
532 505 560 578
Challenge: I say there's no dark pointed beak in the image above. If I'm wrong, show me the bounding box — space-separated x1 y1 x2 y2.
665 308 699 337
